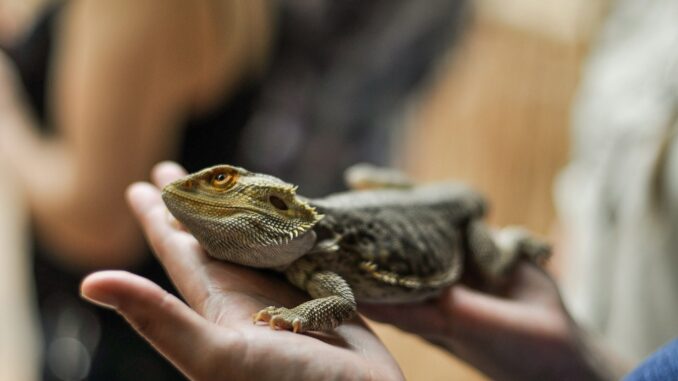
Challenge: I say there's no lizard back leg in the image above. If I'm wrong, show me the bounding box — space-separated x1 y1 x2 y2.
253 264 356 333
468 221 551 279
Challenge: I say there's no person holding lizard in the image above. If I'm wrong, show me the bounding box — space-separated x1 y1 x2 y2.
81 162 642 381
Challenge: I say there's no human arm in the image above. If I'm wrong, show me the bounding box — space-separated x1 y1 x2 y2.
360 262 632 381
0 0 270 269
81 162 404 381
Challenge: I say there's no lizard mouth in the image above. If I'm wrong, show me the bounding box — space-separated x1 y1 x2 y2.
162 186 266 214
161 185 321 240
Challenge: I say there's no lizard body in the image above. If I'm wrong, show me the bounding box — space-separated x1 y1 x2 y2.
162 164 550 333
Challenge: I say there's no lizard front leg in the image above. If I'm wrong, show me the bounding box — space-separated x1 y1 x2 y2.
253 266 356 333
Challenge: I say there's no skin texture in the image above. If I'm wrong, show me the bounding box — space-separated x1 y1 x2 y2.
81 162 630 381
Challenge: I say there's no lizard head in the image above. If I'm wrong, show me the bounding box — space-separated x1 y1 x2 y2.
161 164 322 268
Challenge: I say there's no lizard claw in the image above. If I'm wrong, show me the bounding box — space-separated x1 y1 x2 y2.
252 306 276 323
269 316 285 330
292 318 302 333
253 306 306 333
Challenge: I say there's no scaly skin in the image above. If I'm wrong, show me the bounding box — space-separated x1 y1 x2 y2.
161 164 551 333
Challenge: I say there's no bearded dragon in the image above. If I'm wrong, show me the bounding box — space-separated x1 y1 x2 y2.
162 164 550 333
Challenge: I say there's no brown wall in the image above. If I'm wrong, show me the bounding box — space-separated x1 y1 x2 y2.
371 4 602 378
404 18 583 235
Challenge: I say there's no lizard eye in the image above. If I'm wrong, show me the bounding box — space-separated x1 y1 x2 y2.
211 172 233 188
269 195 288 211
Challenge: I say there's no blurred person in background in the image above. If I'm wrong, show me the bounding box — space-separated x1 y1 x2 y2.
556 0 678 364
0 0 467 379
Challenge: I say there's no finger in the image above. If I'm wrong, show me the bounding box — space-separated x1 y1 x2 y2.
126 182 211 305
151 161 187 188
126 181 200 261
81 271 224 380
149 161 189 231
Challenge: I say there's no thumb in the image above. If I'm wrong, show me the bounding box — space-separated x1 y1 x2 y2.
81 271 215 380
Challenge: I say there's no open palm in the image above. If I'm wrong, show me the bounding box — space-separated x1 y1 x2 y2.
81 162 403 381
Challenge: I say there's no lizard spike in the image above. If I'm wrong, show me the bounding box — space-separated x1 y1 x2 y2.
276 233 288 245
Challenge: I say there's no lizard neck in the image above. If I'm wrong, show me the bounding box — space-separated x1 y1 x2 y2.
202 229 318 269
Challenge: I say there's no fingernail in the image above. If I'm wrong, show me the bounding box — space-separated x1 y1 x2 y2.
81 289 119 310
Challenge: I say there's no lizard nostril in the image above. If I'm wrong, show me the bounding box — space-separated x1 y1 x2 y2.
180 179 195 190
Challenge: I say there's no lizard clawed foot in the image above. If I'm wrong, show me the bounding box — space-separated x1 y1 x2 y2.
497 227 552 266
253 306 306 333
516 235 551 266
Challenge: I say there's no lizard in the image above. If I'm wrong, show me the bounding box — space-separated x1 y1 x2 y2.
161 163 551 333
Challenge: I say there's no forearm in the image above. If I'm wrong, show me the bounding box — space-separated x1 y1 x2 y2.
32 200 148 269
0 114 148 268
0 0 187 268
0 72 152 268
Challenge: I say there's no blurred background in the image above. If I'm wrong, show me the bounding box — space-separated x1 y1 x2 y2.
3 0 676 380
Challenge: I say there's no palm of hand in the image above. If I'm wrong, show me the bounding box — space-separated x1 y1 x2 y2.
192 257 401 380
82 162 403 381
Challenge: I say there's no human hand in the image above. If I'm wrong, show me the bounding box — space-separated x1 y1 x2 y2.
80 162 404 381
361 263 621 381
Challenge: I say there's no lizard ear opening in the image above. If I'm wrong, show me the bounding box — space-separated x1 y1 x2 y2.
269 195 289 210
